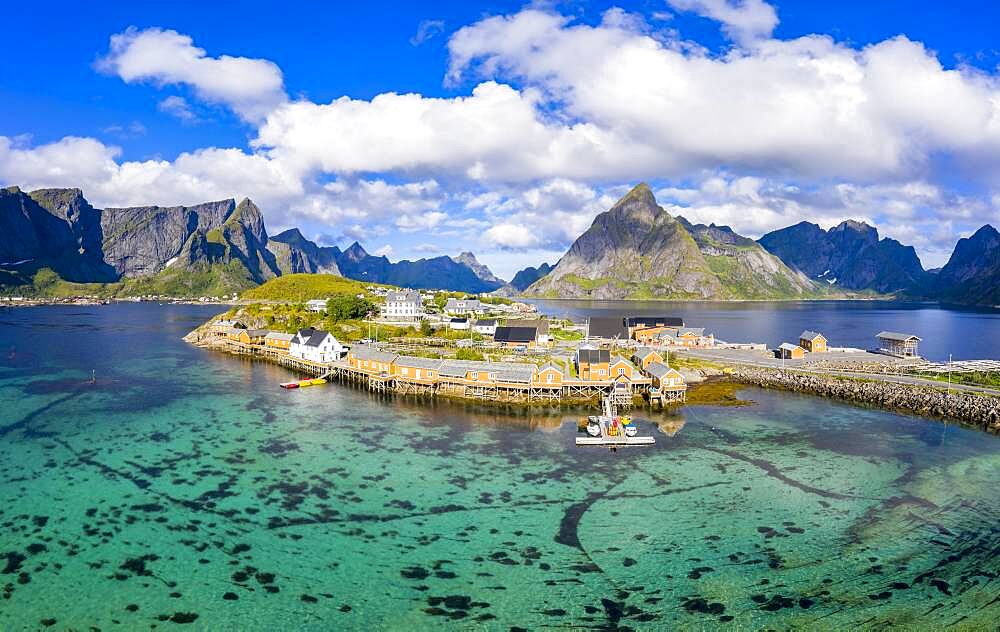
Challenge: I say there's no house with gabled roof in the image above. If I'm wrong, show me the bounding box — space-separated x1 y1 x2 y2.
799 330 828 353
632 347 664 370
348 346 399 373
264 331 294 351
776 342 805 360
533 361 565 387
576 348 611 380
290 329 344 363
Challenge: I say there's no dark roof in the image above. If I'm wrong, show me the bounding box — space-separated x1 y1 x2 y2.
494 326 536 343
577 348 611 364
475 319 497 326
800 330 825 341
588 317 626 338
625 316 684 328
303 330 333 347
506 319 549 335
877 331 921 342
450 317 468 323
245 328 269 337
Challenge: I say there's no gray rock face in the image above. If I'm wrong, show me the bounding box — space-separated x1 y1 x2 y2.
267 228 342 276
931 224 1000 306
0 187 116 281
758 220 927 293
525 183 818 299
100 199 235 277
452 252 505 286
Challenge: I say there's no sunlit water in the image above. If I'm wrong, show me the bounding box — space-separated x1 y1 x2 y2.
0 304 998 630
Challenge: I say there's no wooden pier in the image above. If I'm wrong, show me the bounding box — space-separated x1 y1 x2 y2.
217 339 680 409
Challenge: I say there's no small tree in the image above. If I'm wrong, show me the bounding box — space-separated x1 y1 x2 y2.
420 319 433 336
326 293 374 322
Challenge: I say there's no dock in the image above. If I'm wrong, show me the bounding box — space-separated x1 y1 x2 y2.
576 397 656 448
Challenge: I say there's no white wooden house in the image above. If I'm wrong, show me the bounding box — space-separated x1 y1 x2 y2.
289 329 344 363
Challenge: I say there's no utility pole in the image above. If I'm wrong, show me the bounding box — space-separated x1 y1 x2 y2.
947 353 952 397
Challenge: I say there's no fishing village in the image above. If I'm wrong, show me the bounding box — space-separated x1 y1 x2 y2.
185 278 1000 434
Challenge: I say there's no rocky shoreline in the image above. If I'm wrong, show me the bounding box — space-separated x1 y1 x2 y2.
732 367 1000 432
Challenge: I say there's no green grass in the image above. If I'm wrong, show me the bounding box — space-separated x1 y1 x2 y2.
241 274 389 302
916 371 1000 389
561 274 612 291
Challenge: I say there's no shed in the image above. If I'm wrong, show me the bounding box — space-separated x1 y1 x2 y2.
798 330 828 353
777 343 805 360
876 331 921 358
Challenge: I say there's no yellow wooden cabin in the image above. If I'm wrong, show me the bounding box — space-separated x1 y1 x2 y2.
264 331 294 350
533 362 565 387
646 362 686 391
576 348 611 381
609 356 637 381
235 328 269 345
348 347 399 374
798 330 828 353
632 347 664 370
777 343 806 360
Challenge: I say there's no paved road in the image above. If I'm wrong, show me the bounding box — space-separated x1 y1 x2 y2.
678 349 1000 398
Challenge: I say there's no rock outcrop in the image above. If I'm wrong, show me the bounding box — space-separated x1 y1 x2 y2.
929 225 999 306
733 367 1000 430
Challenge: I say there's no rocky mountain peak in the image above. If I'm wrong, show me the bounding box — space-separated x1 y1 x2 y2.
343 241 369 262
453 251 504 285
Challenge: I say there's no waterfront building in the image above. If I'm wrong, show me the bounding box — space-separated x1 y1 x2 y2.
505 319 551 344
494 326 537 348
473 319 497 336
876 331 922 358
576 348 611 380
587 317 627 340
676 327 714 347
444 298 483 315
799 330 828 353
610 356 638 381
212 319 245 337
777 343 806 359
626 316 685 341
383 289 423 323
393 356 442 382
632 347 664 370
289 330 344 363
533 362 565 386
348 346 399 373
645 362 687 399
305 299 328 313
235 328 269 345
264 331 294 351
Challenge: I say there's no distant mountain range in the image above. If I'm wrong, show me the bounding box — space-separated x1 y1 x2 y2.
3 183 997 305
0 186 504 296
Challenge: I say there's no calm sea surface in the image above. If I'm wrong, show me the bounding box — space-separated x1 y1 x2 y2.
526 299 1000 361
0 303 998 630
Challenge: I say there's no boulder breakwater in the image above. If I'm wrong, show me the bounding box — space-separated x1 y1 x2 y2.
732 367 1000 431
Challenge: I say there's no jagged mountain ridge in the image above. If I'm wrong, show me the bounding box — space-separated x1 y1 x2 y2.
757 220 927 293
930 225 1000 306
0 186 504 295
524 183 821 300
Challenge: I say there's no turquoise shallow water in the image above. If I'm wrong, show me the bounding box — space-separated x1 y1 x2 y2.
1 304 998 630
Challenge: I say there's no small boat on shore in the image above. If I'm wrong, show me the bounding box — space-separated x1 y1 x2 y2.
280 382 299 389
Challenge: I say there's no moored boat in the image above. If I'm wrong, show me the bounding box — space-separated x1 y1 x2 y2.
280 382 299 389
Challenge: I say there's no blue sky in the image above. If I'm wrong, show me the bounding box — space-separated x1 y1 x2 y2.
3 0 1000 278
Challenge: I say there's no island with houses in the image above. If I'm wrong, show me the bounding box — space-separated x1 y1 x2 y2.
185 278 1000 430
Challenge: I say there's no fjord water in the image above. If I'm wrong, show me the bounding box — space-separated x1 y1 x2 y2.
1 304 998 630
527 299 1000 361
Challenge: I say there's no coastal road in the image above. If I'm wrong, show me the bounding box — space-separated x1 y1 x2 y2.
677 348 1000 398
